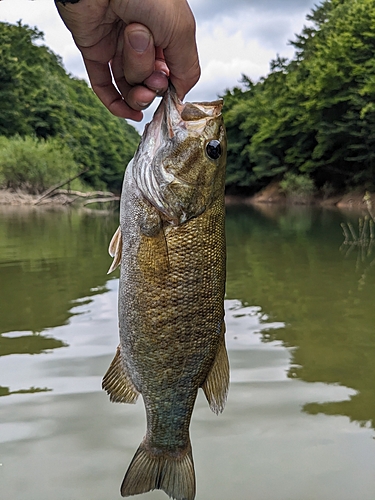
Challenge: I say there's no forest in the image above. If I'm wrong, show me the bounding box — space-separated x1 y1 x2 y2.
223 0 375 196
1 0 375 196
0 20 139 193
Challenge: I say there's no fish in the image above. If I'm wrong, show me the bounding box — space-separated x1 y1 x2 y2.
103 86 229 500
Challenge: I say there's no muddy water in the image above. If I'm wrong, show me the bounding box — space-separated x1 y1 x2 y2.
0 204 374 500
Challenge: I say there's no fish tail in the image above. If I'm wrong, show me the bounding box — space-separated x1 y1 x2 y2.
121 440 195 500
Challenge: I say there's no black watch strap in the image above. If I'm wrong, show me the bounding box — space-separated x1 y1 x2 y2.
55 0 81 4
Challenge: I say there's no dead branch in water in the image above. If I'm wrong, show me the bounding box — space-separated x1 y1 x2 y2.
33 171 120 208
47 189 115 199
341 193 375 248
34 169 89 205
82 197 120 206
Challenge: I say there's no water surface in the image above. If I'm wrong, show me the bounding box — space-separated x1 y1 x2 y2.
1 204 374 500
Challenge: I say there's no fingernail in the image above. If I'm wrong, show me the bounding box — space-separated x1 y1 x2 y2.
128 30 151 53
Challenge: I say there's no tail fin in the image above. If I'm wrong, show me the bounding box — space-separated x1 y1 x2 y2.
121 440 195 500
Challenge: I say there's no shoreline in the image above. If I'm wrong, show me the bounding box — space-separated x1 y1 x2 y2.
1 186 374 213
0 188 119 208
225 182 375 213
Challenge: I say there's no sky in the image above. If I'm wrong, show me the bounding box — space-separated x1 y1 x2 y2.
0 0 318 131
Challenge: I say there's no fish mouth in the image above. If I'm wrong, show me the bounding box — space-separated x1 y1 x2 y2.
144 85 223 152
164 85 223 137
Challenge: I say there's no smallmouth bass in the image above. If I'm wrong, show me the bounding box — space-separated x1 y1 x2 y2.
104 86 229 500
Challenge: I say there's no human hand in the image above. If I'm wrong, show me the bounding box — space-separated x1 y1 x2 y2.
56 0 201 121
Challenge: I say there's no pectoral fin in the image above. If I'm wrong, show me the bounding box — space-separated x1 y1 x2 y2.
102 345 139 404
202 322 229 414
107 226 122 274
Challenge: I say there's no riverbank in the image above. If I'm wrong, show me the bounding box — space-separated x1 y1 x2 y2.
0 188 119 207
1 185 374 213
225 182 375 212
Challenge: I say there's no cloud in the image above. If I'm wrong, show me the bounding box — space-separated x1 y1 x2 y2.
189 24 277 101
190 0 317 19
194 2 316 53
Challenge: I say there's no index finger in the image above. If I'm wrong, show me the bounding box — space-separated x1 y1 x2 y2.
162 11 200 99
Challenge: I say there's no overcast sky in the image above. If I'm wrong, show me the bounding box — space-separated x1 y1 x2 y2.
0 0 318 131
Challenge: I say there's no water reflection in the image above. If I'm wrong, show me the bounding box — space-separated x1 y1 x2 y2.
1 204 375 500
0 206 120 398
0 331 66 357
226 204 375 432
0 386 51 397
0 206 119 336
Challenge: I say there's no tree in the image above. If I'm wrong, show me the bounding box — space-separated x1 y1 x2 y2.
223 0 375 193
0 21 139 192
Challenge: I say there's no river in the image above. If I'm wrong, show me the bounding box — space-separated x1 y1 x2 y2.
0 204 374 500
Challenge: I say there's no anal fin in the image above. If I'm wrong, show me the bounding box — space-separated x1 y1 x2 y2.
202 322 229 415
107 226 122 274
102 345 139 404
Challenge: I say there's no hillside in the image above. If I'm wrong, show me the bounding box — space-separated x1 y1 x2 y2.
223 0 375 197
0 21 139 193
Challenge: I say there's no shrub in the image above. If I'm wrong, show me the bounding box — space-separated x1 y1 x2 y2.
280 172 316 200
0 135 82 194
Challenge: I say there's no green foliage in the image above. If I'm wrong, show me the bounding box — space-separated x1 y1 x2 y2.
0 135 81 194
0 21 139 192
279 172 315 199
223 0 375 193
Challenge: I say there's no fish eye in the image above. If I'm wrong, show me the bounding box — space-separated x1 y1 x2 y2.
206 140 222 160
